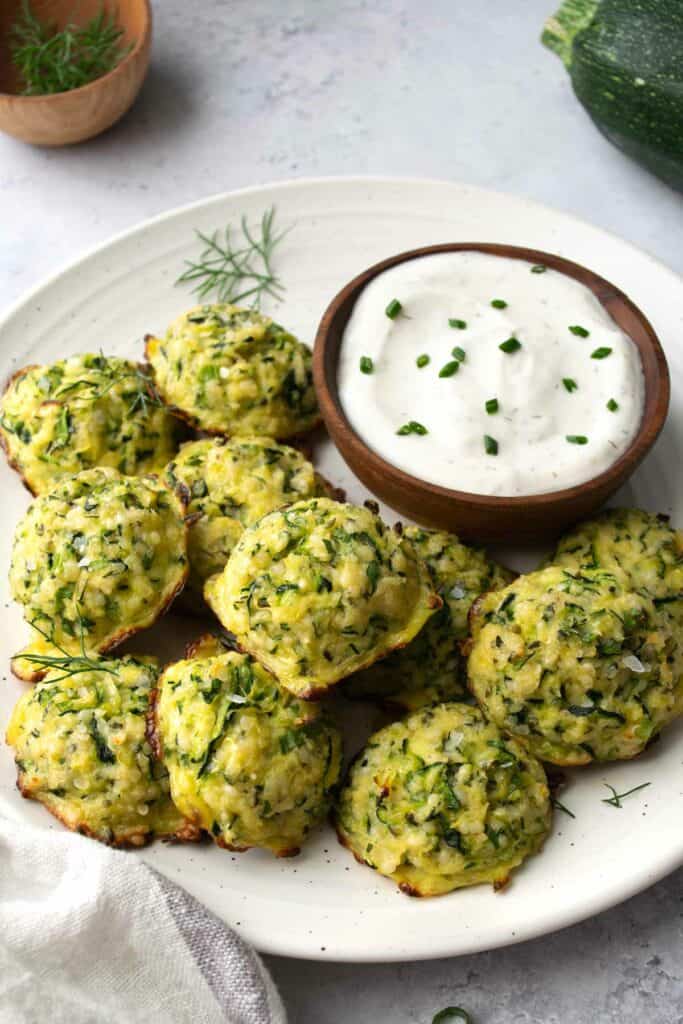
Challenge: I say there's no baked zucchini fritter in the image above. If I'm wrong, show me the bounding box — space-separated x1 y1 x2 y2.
204 498 441 698
10 467 188 681
335 702 551 896
467 567 681 765
152 635 342 855
145 304 319 439
346 526 514 710
549 507 683 627
6 656 196 847
0 353 182 495
164 436 338 595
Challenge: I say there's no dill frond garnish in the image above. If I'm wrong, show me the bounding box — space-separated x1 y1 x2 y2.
176 206 289 309
10 1 132 97
20 617 119 684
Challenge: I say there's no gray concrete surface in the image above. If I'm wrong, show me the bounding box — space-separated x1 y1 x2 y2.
1 1 682 1021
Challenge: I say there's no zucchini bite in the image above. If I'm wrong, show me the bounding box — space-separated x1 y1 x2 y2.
164 436 340 597
145 304 320 439
467 566 681 765
0 353 183 496
335 702 551 897
151 634 342 855
10 467 188 681
346 526 514 710
204 498 441 699
5 656 197 847
548 507 683 628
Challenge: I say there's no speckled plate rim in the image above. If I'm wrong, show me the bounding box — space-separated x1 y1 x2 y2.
1 176 682 963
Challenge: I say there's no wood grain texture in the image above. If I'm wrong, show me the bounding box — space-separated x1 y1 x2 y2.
0 0 151 145
313 243 670 543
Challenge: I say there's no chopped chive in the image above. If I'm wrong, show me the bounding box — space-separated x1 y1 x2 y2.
563 378 578 393
591 347 612 359
566 434 588 445
416 354 430 368
484 434 498 455
485 398 499 415
396 420 428 436
439 360 460 378
491 299 508 309
385 298 402 319
499 337 521 354
607 397 619 412
531 265 547 274
431 1009 472 1024
569 325 590 337
359 356 374 374
451 346 466 362
601 781 650 808
448 318 467 330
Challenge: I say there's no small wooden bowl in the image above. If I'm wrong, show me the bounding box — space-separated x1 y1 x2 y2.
0 0 151 146
314 243 670 543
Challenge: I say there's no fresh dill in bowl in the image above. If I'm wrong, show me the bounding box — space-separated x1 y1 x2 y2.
10 1 132 96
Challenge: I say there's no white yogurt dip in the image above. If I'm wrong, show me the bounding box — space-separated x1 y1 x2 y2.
338 252 645 496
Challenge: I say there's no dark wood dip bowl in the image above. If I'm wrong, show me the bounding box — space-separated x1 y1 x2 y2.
313 243 670 543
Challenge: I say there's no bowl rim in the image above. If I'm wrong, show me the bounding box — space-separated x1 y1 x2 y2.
0 0 151 102
313 241 670 509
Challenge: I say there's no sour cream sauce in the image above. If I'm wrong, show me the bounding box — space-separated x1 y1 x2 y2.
338 252 645 496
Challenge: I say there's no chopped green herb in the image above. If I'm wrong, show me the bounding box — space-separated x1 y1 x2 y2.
531 265 547 274
563 378 578 393
602 781 650 808
439 361 460 378
499 337 521 354
448 318 467 330
432 1009 473 1024
396 420 428 436
416 354 430 368
485 398 499 415
551 796 576 819
607 397 619 412
591 347 612 360
491 299 508 309
359 356 374 375
385 298 402 319
484 434 498 456
569 325 590 337
566 435 588 445
451 346 466 363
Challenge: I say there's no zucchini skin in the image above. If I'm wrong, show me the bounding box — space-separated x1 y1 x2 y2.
545 0 683 191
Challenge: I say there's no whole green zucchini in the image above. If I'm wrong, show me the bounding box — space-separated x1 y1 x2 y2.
543 0 683 191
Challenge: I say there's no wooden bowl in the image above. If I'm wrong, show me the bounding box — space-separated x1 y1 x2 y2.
313 243 670 543
0 0 151 146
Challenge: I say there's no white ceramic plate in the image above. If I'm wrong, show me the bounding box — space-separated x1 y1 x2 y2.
1 177 683 963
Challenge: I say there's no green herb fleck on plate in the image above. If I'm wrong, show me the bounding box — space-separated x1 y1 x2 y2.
416 354 430 368
531 265 547 274
439 361 460 378
385 298 402 319
591 347 612 360
491 299 508 309
607 397 619 412
448 318 467 330
566 435 588 445
451 346 466 363
569 325 590 337
499 337 521 354
485 398 499 414
484 434 498 455
602 782 650 808
563 378 578 393
359 356 374 375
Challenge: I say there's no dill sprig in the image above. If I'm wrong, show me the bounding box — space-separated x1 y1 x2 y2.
176 206 290 309
11 1 131 97
20 617 119 684
601 781 651 808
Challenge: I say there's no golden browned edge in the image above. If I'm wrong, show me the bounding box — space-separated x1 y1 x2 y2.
143 333 323 442
15 767 201 848
316 471 346 504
